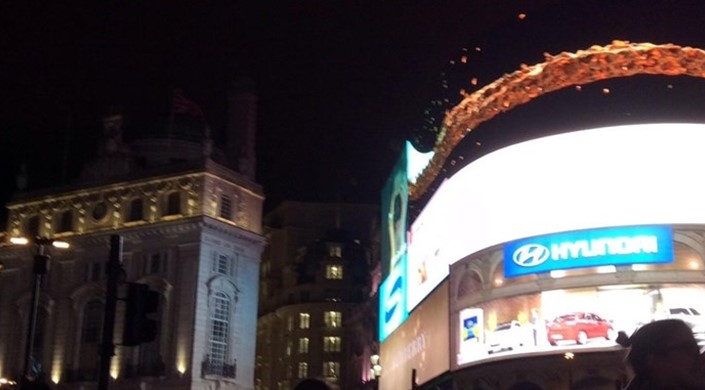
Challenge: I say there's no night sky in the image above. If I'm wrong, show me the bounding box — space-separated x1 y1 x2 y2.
3 1 705 215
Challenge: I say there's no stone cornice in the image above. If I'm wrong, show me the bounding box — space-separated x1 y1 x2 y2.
201 217 267 249
48 216 265 249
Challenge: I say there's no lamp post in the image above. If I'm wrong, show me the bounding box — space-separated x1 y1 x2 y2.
11 237 69 388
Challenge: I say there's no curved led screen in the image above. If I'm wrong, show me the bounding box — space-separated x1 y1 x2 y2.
451 283 705 369
422 123 705 267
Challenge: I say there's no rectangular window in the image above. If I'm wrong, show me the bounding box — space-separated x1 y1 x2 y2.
86 261 102 282
299 313 310 329
298 362 308 379
220 195 232 220
328 244 342 257
57 210 73 233
150 254 161 274
298 337 309 354
145 252 167 275
322 361 340 378
128 199 144 222
324 311 342 328
323 336 341 352
286 340 292 356
325 265 343 280
166 192 181 215
217 254 229 275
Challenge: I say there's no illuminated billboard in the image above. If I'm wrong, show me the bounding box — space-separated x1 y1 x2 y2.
451 283 705 369
504 225 674 278
379 254 408 341
381 148 408 279
380 281 449 390
406 179 453 311
411 123 705 268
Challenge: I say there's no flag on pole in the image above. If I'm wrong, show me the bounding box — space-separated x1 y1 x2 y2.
172 89 205 119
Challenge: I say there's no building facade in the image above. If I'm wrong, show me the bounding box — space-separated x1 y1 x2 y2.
0 84 267 390
256 202 378 390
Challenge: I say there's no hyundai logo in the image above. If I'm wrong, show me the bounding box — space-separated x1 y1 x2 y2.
512 243 550 267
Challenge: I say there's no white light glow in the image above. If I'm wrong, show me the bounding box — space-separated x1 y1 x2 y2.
596 265 617 274
52 241 70 249
632 264 650 271
690 260 700 270
9 237 28 245
417 124 705 267
550 270 567 279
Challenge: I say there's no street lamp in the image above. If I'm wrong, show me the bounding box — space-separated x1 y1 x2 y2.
11 236 69 387
564 352 575 389
369 354 382 389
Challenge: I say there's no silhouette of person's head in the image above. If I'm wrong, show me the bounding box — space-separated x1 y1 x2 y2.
294 378 332 390
617 319 705 389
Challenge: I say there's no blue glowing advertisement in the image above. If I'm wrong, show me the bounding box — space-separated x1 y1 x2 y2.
504 225 673 278
379 254 408 341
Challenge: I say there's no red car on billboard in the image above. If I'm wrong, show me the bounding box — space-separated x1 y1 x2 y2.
546 312 615 345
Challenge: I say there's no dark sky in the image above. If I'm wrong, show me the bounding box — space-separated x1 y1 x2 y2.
3 1 705 213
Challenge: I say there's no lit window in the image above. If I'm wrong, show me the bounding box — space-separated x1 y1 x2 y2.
326 265 343 280
298 362 308 379
286 340 292 356
287 316 294 331
299 313 310 329
220 195 232 220
323 336 341 352
324 311 342 328
322 361 340 378
298 337 309 353
328 244 342 257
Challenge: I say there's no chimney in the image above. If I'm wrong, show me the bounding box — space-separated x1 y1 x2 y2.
226 79 257 180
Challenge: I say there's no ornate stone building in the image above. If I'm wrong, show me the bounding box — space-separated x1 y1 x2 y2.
256 202 378 390
0 84 266 390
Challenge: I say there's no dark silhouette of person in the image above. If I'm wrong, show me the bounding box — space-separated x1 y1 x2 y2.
616 319 705 389
294 378 332 390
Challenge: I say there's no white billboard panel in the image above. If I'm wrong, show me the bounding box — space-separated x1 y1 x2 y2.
420 123 705 267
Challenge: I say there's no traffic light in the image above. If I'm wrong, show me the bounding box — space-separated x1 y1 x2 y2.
122 282 159 346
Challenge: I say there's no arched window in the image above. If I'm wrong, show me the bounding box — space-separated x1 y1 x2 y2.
56 210 73 233
208 292 231 374
128 198 144 222
165 192 181 216
79 301 103 380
